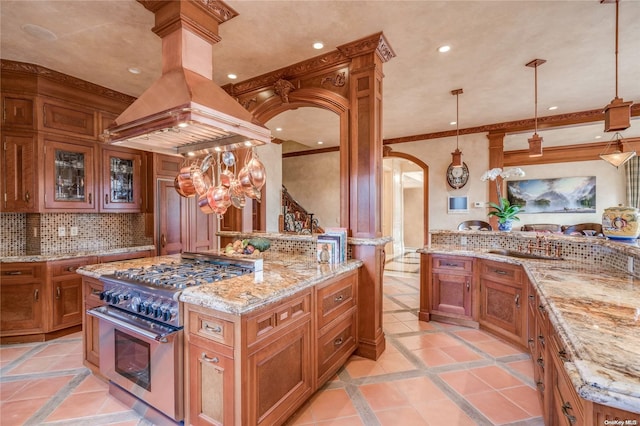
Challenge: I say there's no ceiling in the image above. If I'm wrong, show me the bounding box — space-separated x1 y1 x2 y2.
2 0 640 152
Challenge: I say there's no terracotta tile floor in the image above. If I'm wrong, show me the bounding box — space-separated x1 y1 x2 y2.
1 269 543 426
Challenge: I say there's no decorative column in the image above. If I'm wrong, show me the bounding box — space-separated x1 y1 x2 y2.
339 33 395 360
487 132 505 229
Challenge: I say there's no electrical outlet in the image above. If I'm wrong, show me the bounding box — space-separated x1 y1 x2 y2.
58 226 66 237
70 226 78 236
628 257 634 274
33 227 38 238
460 236 468 246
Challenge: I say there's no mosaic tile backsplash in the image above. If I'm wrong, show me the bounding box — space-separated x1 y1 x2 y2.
1 213 153 257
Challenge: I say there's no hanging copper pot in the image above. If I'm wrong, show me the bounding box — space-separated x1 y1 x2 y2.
206 184 231 216
198 193 214 214
175 165 196 198
246 154 266 191
229 178 246 209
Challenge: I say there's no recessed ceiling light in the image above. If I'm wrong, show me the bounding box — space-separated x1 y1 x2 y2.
313 42 324 50
317 141 324 145
177 122 189 128
244 141 253 147
450 121 457 125
438 45 451 53
128 67 141 75
548 106 558 110
595 135 602 139
227 73 237 79
21 24 57 41
275 127 283 132
187 152 196 157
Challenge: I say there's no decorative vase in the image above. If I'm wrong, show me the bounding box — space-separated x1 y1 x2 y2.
602 205 640 241
498 220 513 231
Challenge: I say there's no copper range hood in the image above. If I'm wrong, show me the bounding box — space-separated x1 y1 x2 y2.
100 0 271 156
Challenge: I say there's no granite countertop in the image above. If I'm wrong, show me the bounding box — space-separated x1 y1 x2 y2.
420 245 640 414
0 245 156 263
77 253 363 316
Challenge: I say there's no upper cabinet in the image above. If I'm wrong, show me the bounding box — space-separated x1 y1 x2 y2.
100 147 142 212
43 138 98 212
0 60 139 213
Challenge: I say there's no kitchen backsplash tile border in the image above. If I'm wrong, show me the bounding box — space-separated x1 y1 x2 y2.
1 213 153 257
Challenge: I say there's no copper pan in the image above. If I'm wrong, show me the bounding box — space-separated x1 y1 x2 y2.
175 165 196 198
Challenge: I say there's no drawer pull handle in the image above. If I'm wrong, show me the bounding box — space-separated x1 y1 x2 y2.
536 357 544 368
65 266 76 272
334 337 344 346
528 294 535 301
538 335 545 346
5 271 23 275
536 381 545 392
34 288 39 301
538 304 546 314
334 295 344 302
514 294 520 307
558 349 570 362
493 269 507 275
442 262 460 267
56 286 61 299
201 353 219 363
105 194 109 204
561 402 577 424
25 191 30 202
205 324 222 334
466 280 470 291
88 193 92 204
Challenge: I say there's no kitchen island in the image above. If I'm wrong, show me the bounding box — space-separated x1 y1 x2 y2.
78 252 362 425
421 230 640 424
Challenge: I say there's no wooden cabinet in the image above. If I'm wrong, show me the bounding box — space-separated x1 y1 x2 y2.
3 95 35 128
41 99 96 139
549 326 585 426
1 132 38 212
43 138 97 212
316 270 358 385
532 290 551 419
82 276 103 372
0 263 46 337
427 255 475 326
478 259 527 347
185 270 359 426
100 147 143 212
49 257 95 331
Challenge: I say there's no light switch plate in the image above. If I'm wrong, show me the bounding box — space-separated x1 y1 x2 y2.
70 226 78 236
58 226 66 237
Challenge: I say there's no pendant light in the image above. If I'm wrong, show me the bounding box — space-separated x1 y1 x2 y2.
602 0 632 132
526 59 545 157
451 88 463 167
599 132 636 168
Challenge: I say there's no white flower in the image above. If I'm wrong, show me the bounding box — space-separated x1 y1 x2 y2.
500 167 525 180
480 168 503 182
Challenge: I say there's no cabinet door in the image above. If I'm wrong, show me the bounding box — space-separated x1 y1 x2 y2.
246 319 313 425
432 272 472 317
44 139 97 211
188 341 234 426
51 275 83 330
479 277 524 343
2 96 35 128
158 178 185 255
0 264 45 335
83 277 104 371
101 148 142 212
187 201 218 252
2 133 37 212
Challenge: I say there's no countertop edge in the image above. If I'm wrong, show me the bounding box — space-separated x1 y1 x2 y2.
1 245 156 263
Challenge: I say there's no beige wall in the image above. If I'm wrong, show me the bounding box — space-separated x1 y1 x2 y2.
255 143 283 232
403 187 424 248
281 151 341 229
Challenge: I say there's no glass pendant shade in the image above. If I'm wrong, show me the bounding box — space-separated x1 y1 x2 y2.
599 151 636 168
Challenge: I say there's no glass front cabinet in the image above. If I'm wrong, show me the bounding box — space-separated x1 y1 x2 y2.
100 148 142 212
44 139 97 212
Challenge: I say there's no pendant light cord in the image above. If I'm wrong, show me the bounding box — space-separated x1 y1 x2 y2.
615 0 619 98
534 63 538 134
456 92 460 150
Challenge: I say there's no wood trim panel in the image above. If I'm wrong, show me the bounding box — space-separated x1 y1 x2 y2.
282 146 339 158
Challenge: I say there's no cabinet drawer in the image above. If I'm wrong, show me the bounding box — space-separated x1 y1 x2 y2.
1 263 45 281
317 271 356 330
42 101 96 137
246 292 311 347
189 310 235 347
552 355 584 426
50 256 96 277
480 260 522 284
432 256 473 273
83 277 104 306
317 308 357 381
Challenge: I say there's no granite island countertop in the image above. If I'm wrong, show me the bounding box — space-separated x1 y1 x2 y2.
77 253 363 316
419 245 640 414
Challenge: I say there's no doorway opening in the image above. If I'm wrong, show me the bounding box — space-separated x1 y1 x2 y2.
382 153 428 275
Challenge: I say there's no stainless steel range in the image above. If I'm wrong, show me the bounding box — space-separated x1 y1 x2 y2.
88 252 261 423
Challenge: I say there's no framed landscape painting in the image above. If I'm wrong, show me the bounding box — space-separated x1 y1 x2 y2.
506 176 596 214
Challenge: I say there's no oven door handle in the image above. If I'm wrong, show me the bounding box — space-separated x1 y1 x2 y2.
87 306 180 343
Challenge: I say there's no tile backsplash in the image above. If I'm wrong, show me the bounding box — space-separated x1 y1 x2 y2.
1 213 153 257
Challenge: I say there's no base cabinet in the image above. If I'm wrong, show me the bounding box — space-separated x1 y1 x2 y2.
423 255 475 326
185 270 359 426
0 263 45 335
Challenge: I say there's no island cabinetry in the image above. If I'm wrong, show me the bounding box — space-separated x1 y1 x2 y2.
424 254 475 326
187 307 236 426
0 263 46 337
49 256 96 331
531 289 551 419
82 276 103 372
316 270 358 385
478 259 527 347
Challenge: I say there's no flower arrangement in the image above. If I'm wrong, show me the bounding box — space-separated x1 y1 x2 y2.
480 167 525 228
